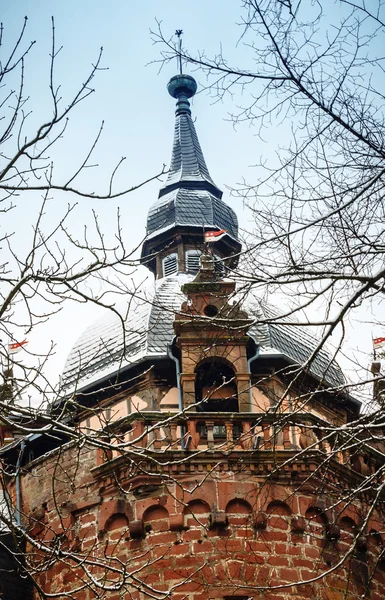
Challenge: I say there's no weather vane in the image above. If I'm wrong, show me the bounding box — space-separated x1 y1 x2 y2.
175 29 183 75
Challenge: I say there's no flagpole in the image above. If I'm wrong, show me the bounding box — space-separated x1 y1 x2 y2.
373 333 377 360
4 339 29 404
202 223 211 256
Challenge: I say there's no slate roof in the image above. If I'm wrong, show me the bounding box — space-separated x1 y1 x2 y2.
61 274 189 393
62 274 345 395
160 102 218 192
146 188 239 241
143 80 239 243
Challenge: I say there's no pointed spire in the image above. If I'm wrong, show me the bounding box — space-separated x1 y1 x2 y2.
141 70 241 276
158 74 222 200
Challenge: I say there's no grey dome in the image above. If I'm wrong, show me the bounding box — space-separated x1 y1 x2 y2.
62 274 345 395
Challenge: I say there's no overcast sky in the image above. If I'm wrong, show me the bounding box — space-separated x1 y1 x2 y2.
2 0 379 401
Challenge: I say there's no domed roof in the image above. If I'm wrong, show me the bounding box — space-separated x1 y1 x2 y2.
62 273 345 394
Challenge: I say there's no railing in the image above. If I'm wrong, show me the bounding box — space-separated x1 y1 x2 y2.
96 411 322 462
93 411 385 481
93 411 385 479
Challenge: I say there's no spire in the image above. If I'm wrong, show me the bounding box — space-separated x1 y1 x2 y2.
158 74 222 200
141 69 241 277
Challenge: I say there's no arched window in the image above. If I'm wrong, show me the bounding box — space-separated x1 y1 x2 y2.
185 249 201 274
195 359 238 412
162 253 178 277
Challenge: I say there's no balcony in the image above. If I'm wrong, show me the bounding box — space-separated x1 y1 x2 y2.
90 410 385 491
96 410 327 458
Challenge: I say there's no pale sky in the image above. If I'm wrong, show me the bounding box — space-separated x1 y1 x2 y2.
1 0 379 403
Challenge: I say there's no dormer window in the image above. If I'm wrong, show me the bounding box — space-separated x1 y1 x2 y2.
162 253 178 277
186 250 201 274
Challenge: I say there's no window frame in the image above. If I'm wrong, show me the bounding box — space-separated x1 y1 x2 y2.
162 253 178 277
185 249 201 274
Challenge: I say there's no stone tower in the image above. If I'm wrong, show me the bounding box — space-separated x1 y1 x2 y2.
1 72 385 600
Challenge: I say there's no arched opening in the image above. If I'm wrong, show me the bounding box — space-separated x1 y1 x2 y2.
142 505 169 533
105 513 129 533
226 498 252 527
185 249 201 274
195 359 238 412
183 499 211 528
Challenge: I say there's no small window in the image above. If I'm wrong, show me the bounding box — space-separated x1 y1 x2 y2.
204 304 219 317
214 257 225 275
162 253 178 277
186 250 201 274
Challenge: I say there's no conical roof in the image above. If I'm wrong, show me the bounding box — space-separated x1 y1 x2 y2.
142 74 239 256
158 75 220 197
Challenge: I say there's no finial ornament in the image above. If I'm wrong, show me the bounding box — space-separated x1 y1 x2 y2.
175 29 183 75
167 29 197 111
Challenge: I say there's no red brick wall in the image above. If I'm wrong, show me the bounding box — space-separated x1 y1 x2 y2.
14 442 385 599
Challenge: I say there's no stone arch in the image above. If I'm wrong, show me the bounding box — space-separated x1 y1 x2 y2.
195 358 238 412
142 505 169 533
339 515 356 535
226 498 252 526
267 500 292 515
195 355 236 372
98 498 131 533
183 499 211 528
105 513 129 532
305 506 328 537
266 500 291 531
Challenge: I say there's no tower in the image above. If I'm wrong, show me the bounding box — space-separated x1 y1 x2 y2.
140 73 241 279
1 71 385 600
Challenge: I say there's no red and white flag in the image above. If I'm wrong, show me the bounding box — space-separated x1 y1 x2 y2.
373 337 385 350
204 229 227 243
8 340 28 354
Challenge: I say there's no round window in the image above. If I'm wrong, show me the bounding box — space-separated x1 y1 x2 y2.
204 304 219 317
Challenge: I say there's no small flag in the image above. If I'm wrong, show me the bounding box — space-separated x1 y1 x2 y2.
373 337 385 350
204 229 227 243
8 340 28 353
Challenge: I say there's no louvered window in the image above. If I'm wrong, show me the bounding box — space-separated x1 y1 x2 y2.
186 250 201 274
162 253 178 277
214 257 225 275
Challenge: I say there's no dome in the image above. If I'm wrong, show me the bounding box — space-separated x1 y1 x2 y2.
61 273 345 395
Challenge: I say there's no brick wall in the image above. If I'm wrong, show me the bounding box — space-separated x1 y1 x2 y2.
12 440 385 599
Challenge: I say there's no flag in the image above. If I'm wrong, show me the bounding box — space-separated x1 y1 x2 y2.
204 229 227 243
373 337 385 350
8 340 28 353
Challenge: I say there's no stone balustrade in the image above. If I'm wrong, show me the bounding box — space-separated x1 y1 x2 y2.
95 411 335 463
